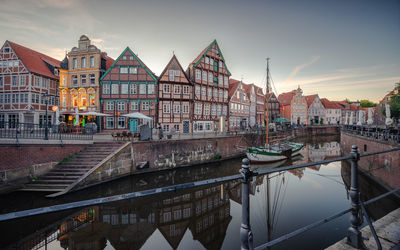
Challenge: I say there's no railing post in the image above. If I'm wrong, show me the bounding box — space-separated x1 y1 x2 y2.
240 158 254 250
347 145 362 248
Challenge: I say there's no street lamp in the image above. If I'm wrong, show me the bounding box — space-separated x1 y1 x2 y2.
42 93 50 140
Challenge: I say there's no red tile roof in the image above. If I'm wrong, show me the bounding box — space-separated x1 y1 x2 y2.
305 94 318 106
278 90 296 106
101 52 114 70
190 40 214 65
321 98 341 109
229 78 240 97
241 82 252 99
8 41 61 79
331 101 346 110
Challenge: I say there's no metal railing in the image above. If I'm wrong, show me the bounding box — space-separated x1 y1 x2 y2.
0 145 398 249
0 122 93 141
343 124 400 143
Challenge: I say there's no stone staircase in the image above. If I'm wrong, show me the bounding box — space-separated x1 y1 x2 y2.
20 142 125 193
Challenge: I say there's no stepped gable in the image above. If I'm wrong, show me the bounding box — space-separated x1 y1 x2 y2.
8 41 61 79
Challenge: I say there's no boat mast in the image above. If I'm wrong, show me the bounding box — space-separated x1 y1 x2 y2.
265 58 270 147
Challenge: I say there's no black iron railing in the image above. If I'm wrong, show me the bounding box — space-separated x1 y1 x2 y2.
0 145 398 249
0 122 93 141
343 124 400 143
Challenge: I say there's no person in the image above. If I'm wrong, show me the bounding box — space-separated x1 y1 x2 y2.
158 123 163 140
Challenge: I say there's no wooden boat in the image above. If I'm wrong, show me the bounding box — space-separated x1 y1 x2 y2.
246 59 304 163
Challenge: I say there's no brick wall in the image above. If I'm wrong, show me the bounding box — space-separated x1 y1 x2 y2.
340 132 400 189
0 144 86 171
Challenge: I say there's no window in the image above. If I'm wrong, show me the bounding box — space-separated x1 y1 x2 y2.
217 105 222 116
201 87 206 97
224 76 228 87
142 101 150 110
224 90 228 99
173 104 180 114
80 75 86 85
103 84 110 94
204 103 210 115
19 76 25 86
89 74 95 85
129 56 134 60
208 72 213 83
12 76 17 86
163 125 170 133
219 61 222 68
0 76 3 87
196 69 201 80
195 86 200 96
219 89 223 99
131 101 139 110
174 85 181 94
106 117 114 129
34 76 40 86
205 57 209 64
211 104 216 115
118 117 126 129
129 84 137 94
202 71 207 82
81 57 86 68
213 88 218 98
106 101 114 110
90 56 94 67
163 103 170 113
207 88 212 98
183 104 189 114
218 75 223 85
129 67 137 74
120 67 128 74
148 84 154 94
4 48 10 53
121 83 128 94
173 124 180 132
139 84 146 94
163 84 170 93
72 75 78 86
117 101 125 110
223 105 227 115
111 84 118 94
183 85 189 94
195 103 202 115
169 70 175 81
72 58 77 69
210 58 214 66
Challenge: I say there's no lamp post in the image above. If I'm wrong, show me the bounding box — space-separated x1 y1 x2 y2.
42 93 49 140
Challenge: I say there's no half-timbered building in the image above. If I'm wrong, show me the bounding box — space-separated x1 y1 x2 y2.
100 47 157 131
265 92 280 122
242 83 256 126
228 79 250 130
158 55 193 134
187 40 230 133
0 41 60 126
254 85 265 126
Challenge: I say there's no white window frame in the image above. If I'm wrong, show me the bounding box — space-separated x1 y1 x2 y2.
139 84 146 94
173 104 180 114
147 84 154 94
120 67 128 74
106 101 114 111
174 85 181 94
142 101 150 110
103 84 110 94
106 117 114 129
117 117 125 129
90 56 95 67
163 84 170 93
129 67 137 74
111 84 119 94
131 101 139 110
117 101 125 111
195 69 201 80
183 104 189 114
183 85 189 94
129 84 137 94
163 103 170 113
208 72 213 83
121 83 128 94
169 69 175 81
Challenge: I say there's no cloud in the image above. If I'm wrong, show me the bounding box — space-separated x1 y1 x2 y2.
284 56 320 84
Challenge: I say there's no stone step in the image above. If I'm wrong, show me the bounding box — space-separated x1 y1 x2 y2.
45 172 83 176
32 179 75 184
23 183 70 189
41 175 80 180
51 168 90 172
19 188 65 192
60 162 97 166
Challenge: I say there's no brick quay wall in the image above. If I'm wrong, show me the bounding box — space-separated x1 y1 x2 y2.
340 132 400 190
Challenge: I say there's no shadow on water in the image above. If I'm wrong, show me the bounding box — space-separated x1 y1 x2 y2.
0 135 399 250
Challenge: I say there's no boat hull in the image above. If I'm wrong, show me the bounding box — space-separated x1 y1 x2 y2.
246 152 287 163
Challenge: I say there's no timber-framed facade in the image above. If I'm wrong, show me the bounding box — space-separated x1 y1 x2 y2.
158 55 193 134
187 40 230 133
0 41 60 126
100 47 157 132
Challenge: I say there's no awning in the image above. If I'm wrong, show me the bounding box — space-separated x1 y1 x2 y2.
122 112 153 120
61 111 111 116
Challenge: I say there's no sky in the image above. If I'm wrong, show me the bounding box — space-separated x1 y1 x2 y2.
0 0 399 102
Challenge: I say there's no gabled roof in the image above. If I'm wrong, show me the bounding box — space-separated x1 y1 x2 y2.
254 85 264 96
190 39 231 76
158 54 190 83
278 90 296 106
229 78 240 97
265 92 278 103
321 98 341 109
305 94 318 106
8 41 61 79
100 46 157 81
101 52 114 70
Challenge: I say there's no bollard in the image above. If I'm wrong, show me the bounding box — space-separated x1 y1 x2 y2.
240 158 254 250
347 145 363 248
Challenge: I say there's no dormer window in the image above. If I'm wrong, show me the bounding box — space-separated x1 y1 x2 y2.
54 69 59 76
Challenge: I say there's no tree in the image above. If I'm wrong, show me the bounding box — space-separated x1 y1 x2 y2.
344 98 352 104
320 118 324 125
359 100 377 108
389 94 400 119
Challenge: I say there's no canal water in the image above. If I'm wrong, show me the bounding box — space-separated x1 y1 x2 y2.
0 135 399 250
